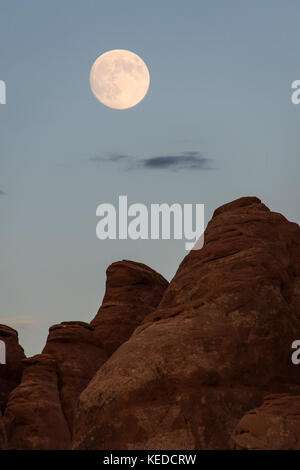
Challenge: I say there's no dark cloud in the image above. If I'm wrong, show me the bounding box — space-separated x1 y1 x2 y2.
140 151 212 171
0 190 5 195
90 151 213 171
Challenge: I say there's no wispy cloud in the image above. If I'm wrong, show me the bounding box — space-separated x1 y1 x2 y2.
0 190 5 196
90 153 129 163
90 151 213 171
0 315 39 330
140 151 212 170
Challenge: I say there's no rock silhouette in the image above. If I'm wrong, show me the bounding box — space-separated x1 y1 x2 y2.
1 261 167 449
4 354 71 450
72 197 300 449
91 260 169 356
0 197 299 450
42 321 107 433
0 325 25 413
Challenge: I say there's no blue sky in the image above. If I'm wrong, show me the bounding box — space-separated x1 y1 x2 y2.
0 0 299 355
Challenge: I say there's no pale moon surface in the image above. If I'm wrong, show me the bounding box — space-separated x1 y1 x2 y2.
90 49 150 110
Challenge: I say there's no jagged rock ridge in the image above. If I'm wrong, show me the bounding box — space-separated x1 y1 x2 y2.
1 261 168 449
0 197 299 450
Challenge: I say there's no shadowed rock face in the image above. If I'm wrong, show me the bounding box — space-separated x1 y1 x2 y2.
0 411 7 450
41 259 169 434
0 325 25 413
91 260 169 356
4 354 71 450
233 394 300 450
42 321 107 432
1 261 167 449
73 197 300 450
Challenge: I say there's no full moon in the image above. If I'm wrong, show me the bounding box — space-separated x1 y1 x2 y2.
90 49 150 110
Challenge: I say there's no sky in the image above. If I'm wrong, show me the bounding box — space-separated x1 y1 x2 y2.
0 0 300 356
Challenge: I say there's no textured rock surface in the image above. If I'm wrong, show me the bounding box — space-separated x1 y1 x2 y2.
0 261 167 449
0 325 25 412
73 197 300 450
233 394 300 449
4 354 71 450
42 321 107 432
91 260 169 356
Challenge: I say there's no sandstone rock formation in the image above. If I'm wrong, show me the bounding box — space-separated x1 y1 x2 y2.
72 197 300 450
233 393 300 450
0 325 25 412
91 260 169 356
42 321 107 432
4 354 71 450
1 261 168 449
1 197 300 450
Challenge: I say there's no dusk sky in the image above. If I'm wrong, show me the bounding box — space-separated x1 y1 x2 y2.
1 0 300 356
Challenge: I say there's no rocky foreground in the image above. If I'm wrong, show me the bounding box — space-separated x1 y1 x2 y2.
1 197 300 450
